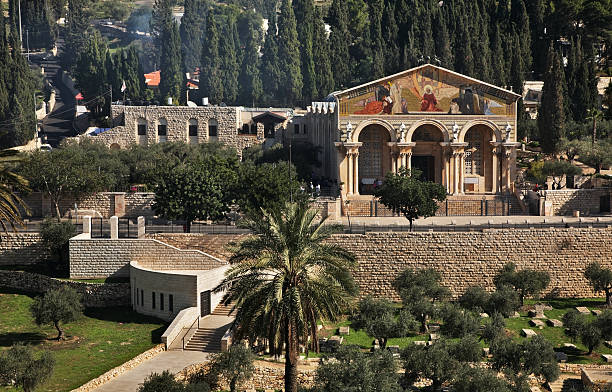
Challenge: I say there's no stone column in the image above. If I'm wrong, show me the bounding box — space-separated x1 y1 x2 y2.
453 152 459 195
353 151 359 195
502 147 513 192
491 145 499 194
347 151 353 195
459 152 465 194
82 216 92 237
406 152 412 170
392 153 397 173
137 216 146 238
110 216 119 239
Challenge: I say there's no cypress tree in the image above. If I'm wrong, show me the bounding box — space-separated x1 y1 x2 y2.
120 46 146 101
433 8 452 68
150 0 172 69
219 15 239 104
312 7 334 98
277 0 302 105
293 0 317 103
200 11 223 105
382 0 400 74
454 17 474 76
260 17 281 105
328 0 350 89
159 21 183 104
490 23 507 87
538 45 566 154
180 0 207 73
368 0 385 78
526 0 546 78
472 5 491 82
74 31 109 117
62 0 89 70
510 0 531 77
417 6 435 62
238 19 262 106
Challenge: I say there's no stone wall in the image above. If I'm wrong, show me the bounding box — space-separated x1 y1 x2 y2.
0 233 47 264
0 270 130 307
176 360 316 390
20 192 155 219
543 189 612 216
69 234 227 278
328 228 612 299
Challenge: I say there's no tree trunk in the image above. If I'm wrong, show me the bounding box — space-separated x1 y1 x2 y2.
185 220 191 233
230 377 237 392
54 320 64 340
409 218 413 232
606 290 611 308
285 319 299 392
592 118 597 145
54 201 61 222
420 315 428 333
381 337 387 349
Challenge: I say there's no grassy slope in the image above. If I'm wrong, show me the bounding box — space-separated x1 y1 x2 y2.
0 289 166 392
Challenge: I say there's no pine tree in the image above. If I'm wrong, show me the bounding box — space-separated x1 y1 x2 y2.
312 7 334 99
159 21 183 104
277 0 302 105
538 45 566 154
293 0 317 103
260 17 281 105
180 0 207 73
220 15 239 104
200 11 223 105
328 0 350 89
238 19 262 106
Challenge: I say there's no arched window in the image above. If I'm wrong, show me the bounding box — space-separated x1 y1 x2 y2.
188 119 198 137
136 118 147 135
208 119 218 137
465 129 482 175
241 124 250 134
157 118 168 142
250 123 257 134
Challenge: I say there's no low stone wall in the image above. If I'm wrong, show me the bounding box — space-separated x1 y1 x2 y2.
544 189 612 216
69 233 227 278
146 233 244 260
0 233 47 265
328 228 612 299
176 360 316 390
0 270 130 307
70 344 165 392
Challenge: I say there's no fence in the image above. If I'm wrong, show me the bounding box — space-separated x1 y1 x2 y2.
345 197 524 217
89 217 250 238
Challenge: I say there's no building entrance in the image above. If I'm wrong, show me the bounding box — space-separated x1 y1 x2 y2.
412 155 435 182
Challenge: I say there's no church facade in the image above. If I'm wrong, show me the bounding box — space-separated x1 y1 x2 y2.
301 64 522 198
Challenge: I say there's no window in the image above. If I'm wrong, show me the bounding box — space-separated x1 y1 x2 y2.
303 124 307 135
152 291 156 309
250 123 257 134
208 119 218 137
188 123 198 137
465 130 482 175
134 287 138 305
157 123 167 136
294 124 300 134
169 295 174 312
241 124 250 134
137 123 147 136
140 290 144 306
160 293 164 311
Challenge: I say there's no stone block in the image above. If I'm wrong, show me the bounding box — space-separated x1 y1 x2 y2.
591 309 602 316
529 319 545 328
555 352 568 362
413 341 427 346
602 354 612 363
429 333 439 341
547 319 563 327
604 341 612 349
521 329 537 337
575 307 590 314
387 345 400 354
510 312 520 318
528 310 546 319
563 343 576 349
110 216 119 239
480 313 489 318
339 326 350 335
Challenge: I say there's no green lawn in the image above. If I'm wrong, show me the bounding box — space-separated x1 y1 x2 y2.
320 298 612 364
0 289 166 392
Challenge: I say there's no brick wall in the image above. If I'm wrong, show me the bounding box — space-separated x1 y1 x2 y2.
69 234 227 279
544 189 612 216
328 228 612 300
0 233 47 264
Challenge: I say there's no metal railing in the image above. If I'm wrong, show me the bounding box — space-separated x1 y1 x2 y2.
182 316 201 350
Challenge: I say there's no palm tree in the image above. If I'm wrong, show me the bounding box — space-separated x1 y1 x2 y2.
0 148 29 234
216 201 358 392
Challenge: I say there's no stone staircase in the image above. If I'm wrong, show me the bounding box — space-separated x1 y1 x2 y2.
546 375 583 392
183 302 237 353
212 302 237 317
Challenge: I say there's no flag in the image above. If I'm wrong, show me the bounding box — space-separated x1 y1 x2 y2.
121 80 126 93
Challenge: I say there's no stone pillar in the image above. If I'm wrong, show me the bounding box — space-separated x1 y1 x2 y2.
347 152 353 195
353 151 359 195
110 216 119 239
82 216 92 237
491 146 499 194
453 152 459 195
406 152 412 170
392 153 397 173
459 152 465 194
137 216 145 238
503 148 512 191
113 193 126 217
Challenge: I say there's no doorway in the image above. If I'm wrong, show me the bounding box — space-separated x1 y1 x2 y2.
200 290 211 317
412 155 435 182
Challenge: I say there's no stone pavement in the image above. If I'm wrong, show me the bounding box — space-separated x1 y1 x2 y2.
94 351 210 392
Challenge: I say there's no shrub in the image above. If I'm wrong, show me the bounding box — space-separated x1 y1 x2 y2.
458 286 490 312
580 322 603 355
209 345 255 392
440 303 480 338
40 218 76 270
481 312 506 343
138 371 184 392
595 310 612 340
486 286 520 317
562 310 587 342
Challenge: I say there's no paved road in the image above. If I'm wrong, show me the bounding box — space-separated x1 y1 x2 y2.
94 350 211 391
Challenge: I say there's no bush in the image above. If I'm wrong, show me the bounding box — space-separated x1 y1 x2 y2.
209 345 254 392
595 310 612 340
138 371 184 392
440 303 480 338
0 344 55 392
485 286 520 317
458 286 490 312
481 312 506 343
40 218 76 270
562 310 587 342
580 322 603 355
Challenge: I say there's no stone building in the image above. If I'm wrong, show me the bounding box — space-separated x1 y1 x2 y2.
303 64 522 198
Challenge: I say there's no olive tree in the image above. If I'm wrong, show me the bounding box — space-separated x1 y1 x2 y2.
30 286 83 340
494 262 550 306
354 296 416 349
0 344 55 392
584 262 612 307
209 344 255 392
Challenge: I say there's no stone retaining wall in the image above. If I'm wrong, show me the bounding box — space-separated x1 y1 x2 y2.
70 344 166 392
544 189 612 216
0 233 47 264
69 234 227 278
176 360 316 390
0 270 130 307
327 228 612 299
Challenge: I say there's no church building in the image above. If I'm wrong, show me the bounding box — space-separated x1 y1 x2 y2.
301 64 522 198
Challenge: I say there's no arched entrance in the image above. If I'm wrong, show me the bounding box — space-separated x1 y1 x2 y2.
358 124 391 194
410 124 444 184
464 125 495 193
